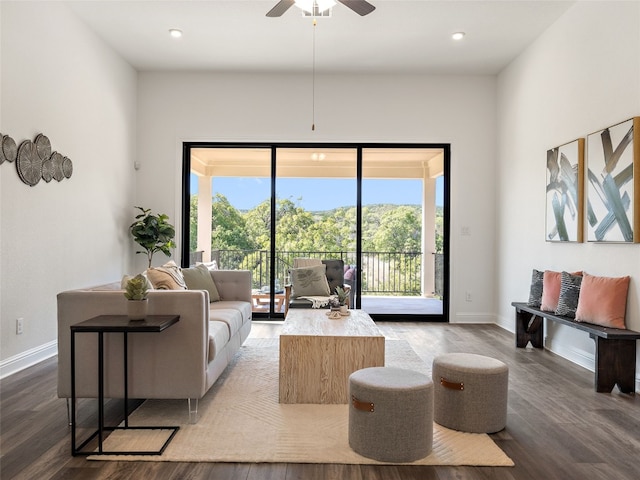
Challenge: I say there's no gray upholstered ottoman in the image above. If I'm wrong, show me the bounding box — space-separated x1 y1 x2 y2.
432 353 508 433
348 367 433 462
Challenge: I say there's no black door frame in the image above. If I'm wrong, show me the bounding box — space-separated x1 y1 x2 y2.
181 141 450 322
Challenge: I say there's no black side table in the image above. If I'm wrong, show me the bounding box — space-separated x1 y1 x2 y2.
70 314 180 456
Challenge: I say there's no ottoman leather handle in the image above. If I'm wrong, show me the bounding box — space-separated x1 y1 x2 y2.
351 395 375 412
440 377 464 391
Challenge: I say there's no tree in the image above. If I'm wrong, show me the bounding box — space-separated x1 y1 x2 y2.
372 206 422 252
210 193 255 251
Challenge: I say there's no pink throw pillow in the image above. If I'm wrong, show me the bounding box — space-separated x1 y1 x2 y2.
574 273 630 329
541 270 582 312
540 271 562 311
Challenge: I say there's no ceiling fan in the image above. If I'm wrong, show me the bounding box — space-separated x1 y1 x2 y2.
266 0 376 17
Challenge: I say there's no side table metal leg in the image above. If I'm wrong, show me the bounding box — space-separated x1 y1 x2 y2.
98 331 104 453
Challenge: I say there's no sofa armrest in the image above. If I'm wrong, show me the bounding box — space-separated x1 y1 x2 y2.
210 270 252 303
57 288 210 400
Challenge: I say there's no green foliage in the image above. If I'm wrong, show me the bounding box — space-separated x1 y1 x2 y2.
129 206 176 268
124 274 149 300
210 194 256 251
335 286 349 305
190 192 443 292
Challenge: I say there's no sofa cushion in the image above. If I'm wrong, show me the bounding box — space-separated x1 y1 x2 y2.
209 306 244 338
322 259 345 294
208 320 231 363
146 260 187 290
291 264 330 298
183 264 221 302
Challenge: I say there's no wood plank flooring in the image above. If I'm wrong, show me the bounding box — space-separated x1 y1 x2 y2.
1 322 639 479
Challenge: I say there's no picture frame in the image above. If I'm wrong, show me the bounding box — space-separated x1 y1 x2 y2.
546 138 584 242
586 117 640 242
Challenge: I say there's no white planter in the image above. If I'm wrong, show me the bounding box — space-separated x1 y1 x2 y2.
127 299 148 321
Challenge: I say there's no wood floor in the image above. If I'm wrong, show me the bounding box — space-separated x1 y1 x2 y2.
2 321 639 480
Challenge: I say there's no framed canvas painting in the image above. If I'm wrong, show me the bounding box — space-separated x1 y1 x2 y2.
586 117 640 242
546 138 584 242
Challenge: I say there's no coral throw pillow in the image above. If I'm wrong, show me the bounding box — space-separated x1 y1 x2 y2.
574 273 630 329
540 271 562 311
541 270 582 312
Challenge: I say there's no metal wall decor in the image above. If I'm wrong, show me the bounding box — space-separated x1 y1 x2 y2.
0 132 72 186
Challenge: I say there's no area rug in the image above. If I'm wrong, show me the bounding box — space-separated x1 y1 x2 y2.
89 338 513 466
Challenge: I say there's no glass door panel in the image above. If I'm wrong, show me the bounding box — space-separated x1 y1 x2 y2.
189 147 278 315
274 147 357 311
361 148 445 318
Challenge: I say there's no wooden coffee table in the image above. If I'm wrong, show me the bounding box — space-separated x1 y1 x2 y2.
279 309 385 404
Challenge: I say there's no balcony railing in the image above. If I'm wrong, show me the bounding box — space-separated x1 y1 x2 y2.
205 249 442 297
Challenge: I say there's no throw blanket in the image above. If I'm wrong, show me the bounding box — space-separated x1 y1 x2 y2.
298 296 331 308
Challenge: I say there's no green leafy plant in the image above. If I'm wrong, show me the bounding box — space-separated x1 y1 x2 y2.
124 274 149 301
129 206 176 268
335 286 349 306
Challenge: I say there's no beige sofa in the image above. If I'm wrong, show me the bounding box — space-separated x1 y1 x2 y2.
57 269 252 421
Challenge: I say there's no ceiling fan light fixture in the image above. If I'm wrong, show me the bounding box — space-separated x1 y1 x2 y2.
295 0 336 14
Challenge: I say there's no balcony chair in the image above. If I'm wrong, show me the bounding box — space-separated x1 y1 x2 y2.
284 258 350 316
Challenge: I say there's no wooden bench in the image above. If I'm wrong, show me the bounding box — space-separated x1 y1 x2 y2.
512 302 640 394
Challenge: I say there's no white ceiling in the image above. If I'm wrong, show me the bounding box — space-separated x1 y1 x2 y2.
65 0 575 75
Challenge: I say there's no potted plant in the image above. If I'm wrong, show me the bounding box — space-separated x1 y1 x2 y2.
335 286 349 313
124 274 149 320
129 206 176 268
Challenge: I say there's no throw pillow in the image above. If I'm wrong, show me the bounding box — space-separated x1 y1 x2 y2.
541 270 582 312
291 264 330 298
182 264 220 302
527 269 544 307
146 260 187 290
120 273 154 291
555 271 582 318
574 273 630 329
540 270 562 311
199 260 218 271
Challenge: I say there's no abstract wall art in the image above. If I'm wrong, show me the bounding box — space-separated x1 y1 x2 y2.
546 138 584 242
586 117 640 242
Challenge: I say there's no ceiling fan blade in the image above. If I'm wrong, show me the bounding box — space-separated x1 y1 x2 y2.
337 0 376 16
266 0 296 17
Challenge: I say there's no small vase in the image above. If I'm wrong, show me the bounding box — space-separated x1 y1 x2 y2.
127 299 148 321
339 305 348 314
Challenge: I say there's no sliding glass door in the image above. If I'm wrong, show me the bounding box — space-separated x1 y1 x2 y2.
182 142 449 321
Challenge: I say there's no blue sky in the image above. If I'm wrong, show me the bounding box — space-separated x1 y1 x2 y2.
191 175 444 211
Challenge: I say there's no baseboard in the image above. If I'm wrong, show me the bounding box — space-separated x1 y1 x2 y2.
452 312 496 324
0 341 57 379
545 336 595 372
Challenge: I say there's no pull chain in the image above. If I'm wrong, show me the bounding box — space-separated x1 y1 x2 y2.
312 18 316 131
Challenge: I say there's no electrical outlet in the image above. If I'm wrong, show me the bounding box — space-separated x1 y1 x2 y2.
16 318 24 335
465 291 472 302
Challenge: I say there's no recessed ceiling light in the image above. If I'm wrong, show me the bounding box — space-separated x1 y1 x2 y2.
452 32 465 41
169 29 183 38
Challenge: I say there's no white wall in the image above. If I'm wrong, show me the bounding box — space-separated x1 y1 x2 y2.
496 1 640 386
0 2 137 376
136 72 498 323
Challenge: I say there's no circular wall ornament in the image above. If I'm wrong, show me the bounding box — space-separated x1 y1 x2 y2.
62 156 73 179
17 140 42 186
51 152 65 182
34 134 52 161
2 135 17 163
42 159 54 182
